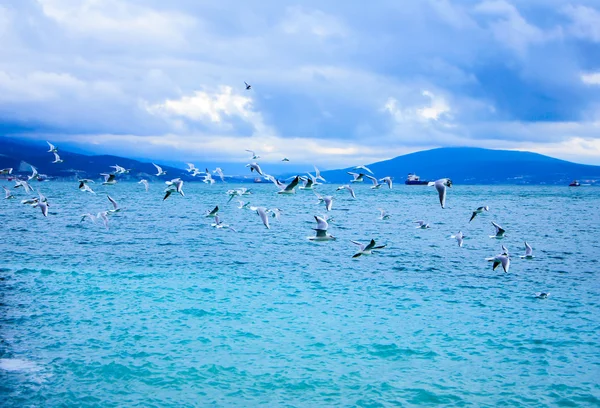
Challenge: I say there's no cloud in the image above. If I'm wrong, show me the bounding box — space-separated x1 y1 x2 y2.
279 6 347 38
563 4 600 42
581 72 600 85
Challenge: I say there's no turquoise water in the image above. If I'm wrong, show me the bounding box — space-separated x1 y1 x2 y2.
1 182 599 407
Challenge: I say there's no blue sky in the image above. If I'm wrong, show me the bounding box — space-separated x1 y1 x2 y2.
1 0 600 168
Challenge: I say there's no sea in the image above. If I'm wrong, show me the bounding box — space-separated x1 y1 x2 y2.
1 182 599 407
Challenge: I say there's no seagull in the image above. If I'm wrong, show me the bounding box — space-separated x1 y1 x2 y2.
428 178 452 209
203 169 215 184
379 176 393 189
245 150 260 160
97 211 109 229
315 192 333 211
79 180 95 194
205 205 219 218
490 221 506 238
14 180 33 193
486 253 510 273
52 152 64 163
246 162 264 176
520 241 534 259
313 166 326 182
366 175 382 189
0 168 13 175
300 176 315 190
107 195 123 213
256 207 270 229
501 245 509 256
163 178 184 199
451 231 465 247
268 208 283 221
138 179 149 192
281 157 290 162
21 197 39 206
33 192 49 217
3 186 15 199
336 184 356 199
237 200 251 210
227 187 250 202
470 206 489 222
213 168 225 182
414 220 430 229
308 215 335 241
244 81 252 90
535 292 550 299
275 175 300 195
27 166 38 181
211 215 237 232
378 209 390 220
101 173 117 185
191 168 202 177
110 165 130 174
186 163 197 173
47 141 58 153
153 163 167 176
351 239 386 258
354 165 374 175
80 213 96 224
347 172 365 183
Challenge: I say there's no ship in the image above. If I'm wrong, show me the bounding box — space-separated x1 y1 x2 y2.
569 180 580 187
405 173 430 185
253 177 262 183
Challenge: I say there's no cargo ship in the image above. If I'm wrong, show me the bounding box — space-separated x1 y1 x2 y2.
569 180 580 187
405 173 429 185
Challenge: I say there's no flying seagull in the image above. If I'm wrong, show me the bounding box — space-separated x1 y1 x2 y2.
379 176 393 189
203 169 215 185
3 186 15 199
47 141 58 153
79 180 95 194
244 81 252 90
275 175 300 195
110 165 130 174
14 180 33 193
245 150 260 160
378 209 390 220
351 239 386 258
27 166 38 181
428 178 452 209
205 205 219 218
366 175 382 189
211 215 237 232
470 206 489 222
186 163 197 173
336 184 356 199
107 195 123 213
348 172 365 183
354 165 374 175
315 192 333 211
213 168 225 182
52 152 64 164
520 241 534 259
246 162 264 176
486 253 510 273
138 179 149 192
451 231 465 247
414 220 430 229
313 166 326 182
255 207 270 229
153 163 167 176
163 178 184 200
490 221 506 238
101 173 117 185
281 157 290 162
309 215 335 241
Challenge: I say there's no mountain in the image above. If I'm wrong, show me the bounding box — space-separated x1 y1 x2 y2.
321 147 600 185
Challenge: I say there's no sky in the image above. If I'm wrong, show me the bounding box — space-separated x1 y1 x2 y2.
1 0 600 168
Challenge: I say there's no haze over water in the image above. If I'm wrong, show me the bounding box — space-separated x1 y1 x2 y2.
1 182 599 407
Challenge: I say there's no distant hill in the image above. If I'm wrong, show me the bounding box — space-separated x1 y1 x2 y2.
321 147 600 185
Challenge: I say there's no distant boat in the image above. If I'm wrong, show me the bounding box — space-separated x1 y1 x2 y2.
569 180 581 187
405 173 429 185
253 177 262 183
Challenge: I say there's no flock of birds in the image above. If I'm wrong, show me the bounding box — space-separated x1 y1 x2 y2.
1 122 548 298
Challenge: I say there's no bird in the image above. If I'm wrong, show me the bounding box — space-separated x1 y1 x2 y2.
27 166 38 181
366 175 382 189
227 187 250 202
80 213 97 224
501 245 509 256
153 163 167 176
281 157 290 162
255 207 270 229
336 184 356 199
110 165 130 174
274 176 300 194
351 239 386 258
244 81 252 90
313 166 326 182
0 168 13 175
138 179 149 192
535 292 550 299
299 176 315 190
354 165 374 175
378 209 390 220
469 206 489 222
203 170 215 185
414 220 430 229
379 176 393 189
107 195 123 213
490 221 506 238
21 197 39 206
268 208 283 221
186 163 197 173
520 242 534 259
237 200 251 210
245 150 260 160
163 178 184 200
97 211 109 229
246 162 264 176
308 215 335 241
213 168 225 182
3 186 15 199
348 172 365 183
34 193 49 217
428 178 452 208
315 192 333 211
205 205 219 218
14 180 33 193
101 173 117 185
79 180 95 194
47 141 58 153
211 215 237 232
451 231 464 247
52 152 64 164
486 253 510 273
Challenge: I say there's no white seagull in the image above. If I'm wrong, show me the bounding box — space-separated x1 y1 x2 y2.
153 163 167 176
3 186 15 199
313 166 326 182
237 200 251 210
336 184 356 199
315 192 333 211
27 166 38 181
79 180 95 194
203 169 215 185
366 175 382 189
52 152 64 163
414 220 430 229
451 231 465 247
378 209 390 220
308 215 335 241
246 162 263 176
101 173 117 185
47 141 58 153
490 221 506 238
138 179 149 192
186 163 197 173
205 205 219 218
110 164 130 174
256 207 270 229
379 176 393 189
14 180 33 193
348 172 365 183
428 178 452 209
107 195 123 213
163 178 184 200
275 176 300 195
486 253 510 273
354 165 374 175
213 168 225 182
470 206 489 222
97 211 109 229
0 168 13 175
351 239 386 258
520 241 534 259
245 149 260 160
211 215 237 232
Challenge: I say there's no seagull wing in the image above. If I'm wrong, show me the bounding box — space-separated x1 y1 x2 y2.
469 212 477 222
435 181 446 208
314 215 329 230
107 195 118 210
364 239 377 251
351 240 365 250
